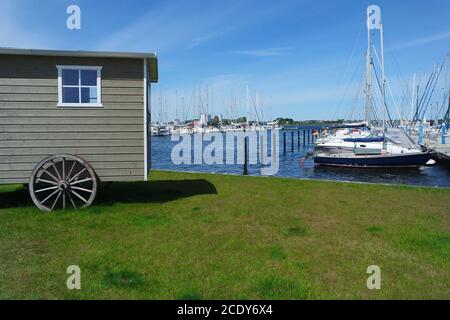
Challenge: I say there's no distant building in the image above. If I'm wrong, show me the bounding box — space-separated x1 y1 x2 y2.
199 113 208 126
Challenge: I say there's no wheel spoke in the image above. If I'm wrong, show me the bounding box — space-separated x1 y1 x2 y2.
50 191 62 211
41 188 60 205
35 186 58 193
70 177 93 186
41 169 60 183
68 168 87 183
51 162 62 181
70 189 88 204
71 186 93 193
66 161 77 181
36 178 58 186
67 190 77 209
62 158 66 180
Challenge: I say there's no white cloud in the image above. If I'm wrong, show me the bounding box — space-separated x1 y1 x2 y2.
188 26 237 49
97 1 241 53
97 0 300 53
228 46 293 57
391 30 450 51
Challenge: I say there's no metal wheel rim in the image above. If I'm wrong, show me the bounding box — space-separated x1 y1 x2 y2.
29 154 98 212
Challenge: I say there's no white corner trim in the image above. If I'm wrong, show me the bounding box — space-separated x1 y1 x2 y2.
144 58 149 181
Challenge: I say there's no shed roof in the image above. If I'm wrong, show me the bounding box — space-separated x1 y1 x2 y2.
0 47 159 82
0 47 157 59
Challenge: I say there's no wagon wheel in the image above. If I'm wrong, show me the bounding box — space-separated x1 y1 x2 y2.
29 154 98 212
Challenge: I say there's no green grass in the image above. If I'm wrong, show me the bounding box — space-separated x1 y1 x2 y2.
0 170 449 299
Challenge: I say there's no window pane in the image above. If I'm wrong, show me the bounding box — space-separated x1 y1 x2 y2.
81 70 97 86
63 87 80 103
62 69 79 85
81 87 98 103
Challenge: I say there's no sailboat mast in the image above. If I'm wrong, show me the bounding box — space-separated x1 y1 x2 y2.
410 74 416 123
365 13 372 125
380 21 387 129
444 54 448 103
246 84 250 125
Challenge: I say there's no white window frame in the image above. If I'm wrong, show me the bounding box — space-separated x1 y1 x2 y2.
57 65 103 107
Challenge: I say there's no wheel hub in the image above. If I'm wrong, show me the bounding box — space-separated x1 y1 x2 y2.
58 180 69 191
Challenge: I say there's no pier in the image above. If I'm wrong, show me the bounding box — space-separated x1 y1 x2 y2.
418 122 450 166
422 137 450 166
281 127 319 155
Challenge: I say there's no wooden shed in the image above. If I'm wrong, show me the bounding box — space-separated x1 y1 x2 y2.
0 48 158 211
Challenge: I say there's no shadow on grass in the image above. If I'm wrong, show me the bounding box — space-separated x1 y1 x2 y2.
0 179 217 209
96 179 217 206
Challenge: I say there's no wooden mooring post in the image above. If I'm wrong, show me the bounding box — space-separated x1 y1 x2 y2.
283 130 286 155
303 130 306 147
243 136 248 175
297 130 300 150
442 122 447 145
291 131 294 152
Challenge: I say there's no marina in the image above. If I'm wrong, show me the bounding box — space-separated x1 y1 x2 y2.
151 127 450 188
148 3 450 187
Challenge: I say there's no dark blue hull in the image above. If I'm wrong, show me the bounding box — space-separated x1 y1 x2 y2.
314 152 432 168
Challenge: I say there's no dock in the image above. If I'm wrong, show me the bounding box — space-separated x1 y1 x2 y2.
422 136 450 166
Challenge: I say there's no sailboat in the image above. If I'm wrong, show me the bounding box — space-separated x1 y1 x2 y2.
314 5 431 168
315 128 432 167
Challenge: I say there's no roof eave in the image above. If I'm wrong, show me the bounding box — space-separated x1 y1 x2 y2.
0 47 157 59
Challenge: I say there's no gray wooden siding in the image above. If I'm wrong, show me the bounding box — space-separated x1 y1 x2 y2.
0 55 146 184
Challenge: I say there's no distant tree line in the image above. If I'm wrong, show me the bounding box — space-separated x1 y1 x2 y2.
274 118 348 126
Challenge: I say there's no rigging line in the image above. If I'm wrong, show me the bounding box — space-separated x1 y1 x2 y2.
417 65 441 121
385 77 403 121
349 72 365 120
334 52 365 120
333 18 366 119
250 89 261 124
372 58 393 125
390 52 410 103
414 70 435 123
432 91 449 131
419 67 437 112
371 78 384 123
369 70 383 123
370 99 380 123
444 91 450 122
393 71 410 120
371 45 402 122
409 72 430 131
417 68 437 118
354 74 365 119
420 64 443 121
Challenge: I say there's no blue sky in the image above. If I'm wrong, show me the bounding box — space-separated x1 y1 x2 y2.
1 0 449 121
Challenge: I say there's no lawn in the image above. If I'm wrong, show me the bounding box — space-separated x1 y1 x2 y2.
0 170 449 299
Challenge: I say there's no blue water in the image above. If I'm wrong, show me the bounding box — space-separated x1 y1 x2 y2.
151 128 450 188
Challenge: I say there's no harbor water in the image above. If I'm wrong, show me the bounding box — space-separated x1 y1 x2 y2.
151 127 450 188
